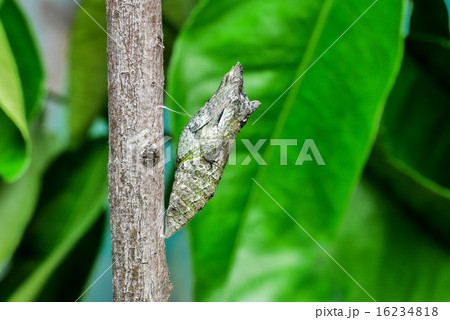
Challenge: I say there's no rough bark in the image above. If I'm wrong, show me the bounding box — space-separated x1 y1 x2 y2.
106 0 171 301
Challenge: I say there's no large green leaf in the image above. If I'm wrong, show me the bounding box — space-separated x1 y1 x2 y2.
330 178 450 301
0 139 108 301
0 0 45 119
168 0 404 301
0 20 30 181
69 0 107 146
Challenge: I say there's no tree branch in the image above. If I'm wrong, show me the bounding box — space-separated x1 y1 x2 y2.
106 0 172 301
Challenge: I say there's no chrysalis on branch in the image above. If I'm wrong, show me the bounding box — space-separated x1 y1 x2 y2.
164 63 261 238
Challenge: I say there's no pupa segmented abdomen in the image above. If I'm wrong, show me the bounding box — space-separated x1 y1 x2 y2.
164 156 226 238
164 62 260 238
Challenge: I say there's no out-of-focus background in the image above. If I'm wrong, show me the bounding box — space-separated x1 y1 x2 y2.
0 0 449 302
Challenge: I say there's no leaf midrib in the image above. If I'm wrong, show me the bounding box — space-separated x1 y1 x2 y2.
215 0 335 300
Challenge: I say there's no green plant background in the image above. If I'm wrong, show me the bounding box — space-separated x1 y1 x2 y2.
0 0 448 301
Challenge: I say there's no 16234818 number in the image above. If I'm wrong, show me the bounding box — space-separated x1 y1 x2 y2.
376 307 438 317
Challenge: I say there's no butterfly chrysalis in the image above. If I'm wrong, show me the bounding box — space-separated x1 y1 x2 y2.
164 63 260 238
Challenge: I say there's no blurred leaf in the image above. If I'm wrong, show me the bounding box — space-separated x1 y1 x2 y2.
406 36 450 90
36 214 105 301
369 148 450 245
378 39 450 187
0 139 108 301
163 0 200 30
69 0 107 146
370 37 450 242
330 178 450 301
0 0 45 119
0 20 30 181
410 0 449 39
0 155 41 272
0 103 72 276
168 0 404 301
80 212 113 302
162 0 200 76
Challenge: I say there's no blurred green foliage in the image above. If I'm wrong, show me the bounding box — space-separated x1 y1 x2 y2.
69 0 107 147
0 16 29 181
0 0 44 120
0 0 43 272
0 0 448 302
0 0 108 301
169 0 405 301
1 139 108 302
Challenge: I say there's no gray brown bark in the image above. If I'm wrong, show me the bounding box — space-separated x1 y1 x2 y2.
106 0 171 301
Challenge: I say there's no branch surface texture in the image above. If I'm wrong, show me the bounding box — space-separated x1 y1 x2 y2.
106 0 171 301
